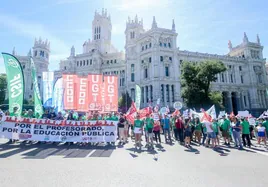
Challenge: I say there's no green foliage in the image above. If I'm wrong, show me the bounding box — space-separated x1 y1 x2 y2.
181 60 227 108
0 74 7 105
118 91 132 109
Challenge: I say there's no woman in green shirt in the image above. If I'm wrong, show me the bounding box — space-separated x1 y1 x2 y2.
134 114 143 149
194 117 202 145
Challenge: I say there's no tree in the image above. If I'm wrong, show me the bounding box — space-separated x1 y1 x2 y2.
181 60 227 109
118 91 132 112
0 74 7 105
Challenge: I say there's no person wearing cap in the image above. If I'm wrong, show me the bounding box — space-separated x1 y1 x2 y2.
241 117 251 147
221 115 231 146
256 121 267 147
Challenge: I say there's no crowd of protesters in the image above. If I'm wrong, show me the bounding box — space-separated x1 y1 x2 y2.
1 107 268 151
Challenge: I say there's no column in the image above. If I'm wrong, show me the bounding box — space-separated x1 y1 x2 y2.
235 92 241 111
226 72 229 83
143 86 146 106
217 74 220 83
258 90 262 108
240 92 245 110
163 84 165 106
261 90 266 108
148 85 151 104
226 92 233 113
169 84 173 105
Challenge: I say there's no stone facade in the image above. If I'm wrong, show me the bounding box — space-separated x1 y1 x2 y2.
13 38 49 101
56 9 126 95
13 9 267 115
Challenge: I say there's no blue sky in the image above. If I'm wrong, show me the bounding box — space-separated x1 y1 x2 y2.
0 0 267 73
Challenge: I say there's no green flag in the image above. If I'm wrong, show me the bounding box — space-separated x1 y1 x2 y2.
1 53 24 116
30 57 44 117
135 84 141 110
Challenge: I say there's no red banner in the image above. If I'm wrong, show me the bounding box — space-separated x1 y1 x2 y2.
88 74 103 111
62 74 118 112
63 74 77 110
104 76 118 112
76 77 89 111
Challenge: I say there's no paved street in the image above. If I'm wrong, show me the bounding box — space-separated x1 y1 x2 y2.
0 137 267 187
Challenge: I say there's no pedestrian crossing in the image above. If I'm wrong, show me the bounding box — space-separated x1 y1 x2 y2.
0 141 115 159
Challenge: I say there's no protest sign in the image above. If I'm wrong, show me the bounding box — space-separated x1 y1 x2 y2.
0 117 117 143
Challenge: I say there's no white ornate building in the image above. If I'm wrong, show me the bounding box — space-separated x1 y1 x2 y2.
13 38 50 101
56 9 126 95
13 9 268 115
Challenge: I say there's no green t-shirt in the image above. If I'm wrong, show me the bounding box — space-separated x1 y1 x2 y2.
221 119 230 131
10 112 19 117
212 122 219 133
145 117 154 129
171 118 176 129
262 120 268 133
241 121 250 134
195 122 202 131
134 119 143 128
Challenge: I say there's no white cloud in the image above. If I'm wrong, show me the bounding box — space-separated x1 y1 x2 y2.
113 0 173 11
0 14 70 71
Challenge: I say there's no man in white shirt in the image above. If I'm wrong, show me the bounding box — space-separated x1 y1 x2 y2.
204 120 216 148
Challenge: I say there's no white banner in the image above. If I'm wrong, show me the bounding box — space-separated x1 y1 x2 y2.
0 117 117 143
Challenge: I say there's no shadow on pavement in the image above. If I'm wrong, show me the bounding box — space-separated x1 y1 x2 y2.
184 146 200 154
0 142 115 159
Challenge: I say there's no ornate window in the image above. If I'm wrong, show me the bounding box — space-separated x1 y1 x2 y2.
165 66 169 77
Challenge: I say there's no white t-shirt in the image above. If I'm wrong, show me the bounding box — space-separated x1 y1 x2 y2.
204 121 213 133
257 126 266 132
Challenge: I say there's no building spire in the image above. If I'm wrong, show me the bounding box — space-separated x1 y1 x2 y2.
152 16 157 29
12 47 16 55
243 32 248 43
135 14 138 23
228 40 232 51
172 19 175 32
28 49 32 57
70 45 75 57
257 34 260 44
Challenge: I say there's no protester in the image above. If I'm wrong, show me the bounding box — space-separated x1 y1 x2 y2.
175 116 184 144
262 117 268 139
42 109 51 119
204 118 216 148
231 116 243 149
256 122 267 147
134 114 143 149
241 117 251 147
118 113 126 144
221 115 230 146
145 114 154 149
153 120 161 144
171 116 177 140
161 114 171 143
212 118 220 146
194 117 202 145
184 117 192 147
10 107 19 117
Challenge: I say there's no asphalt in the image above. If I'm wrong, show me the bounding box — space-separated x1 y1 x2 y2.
0 137 267 187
